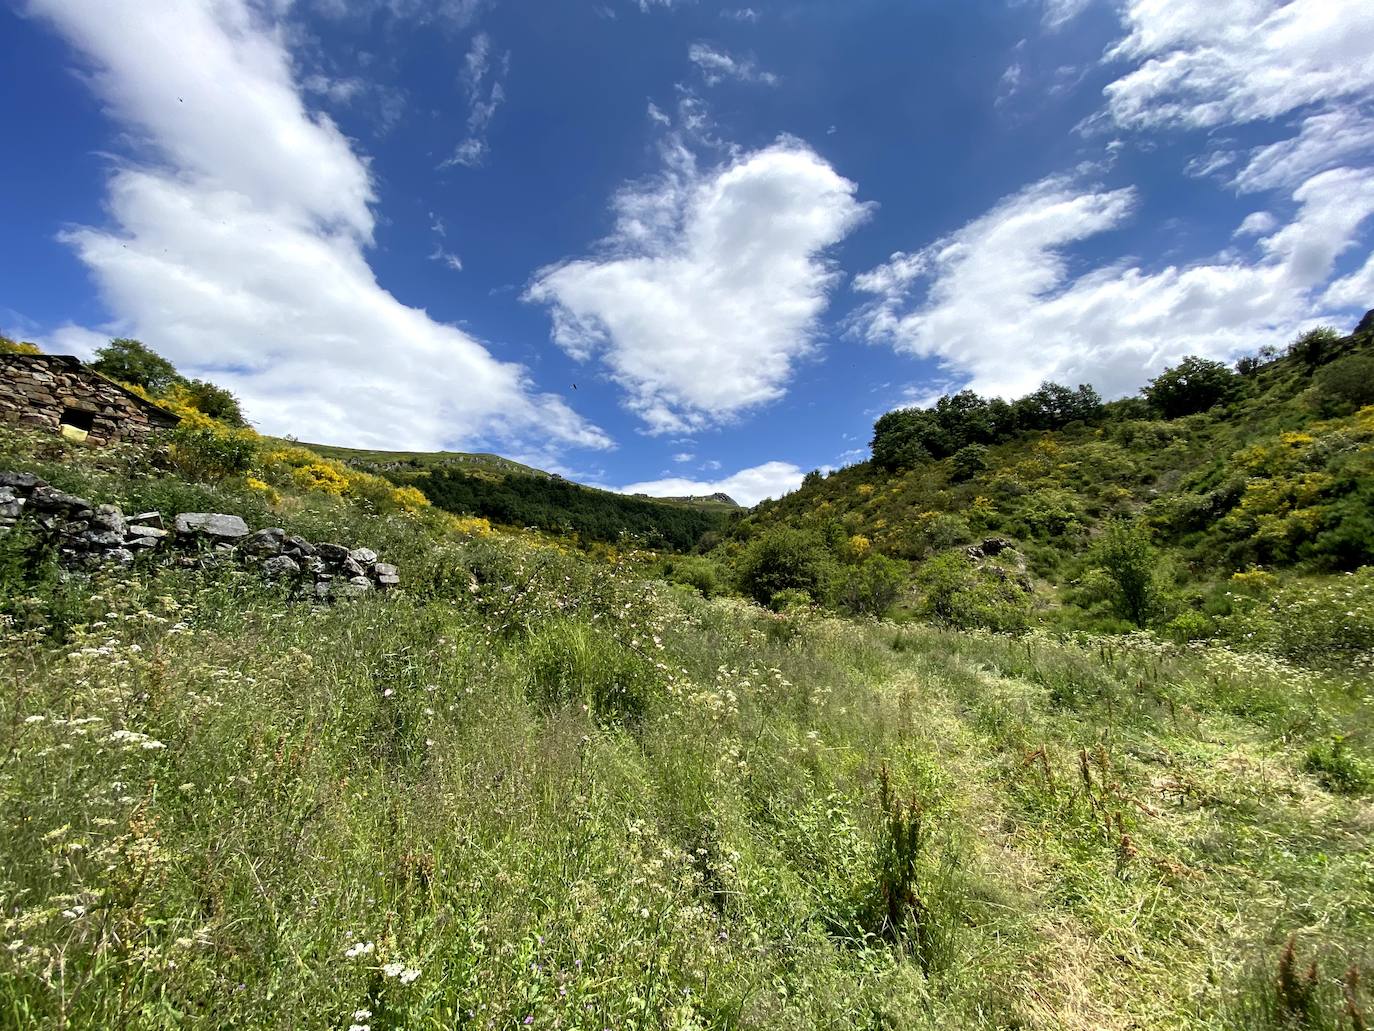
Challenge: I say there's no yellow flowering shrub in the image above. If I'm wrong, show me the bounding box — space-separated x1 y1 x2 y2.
447 514 494 536
291 461 350 496
389 485 431 514
245 475 281 506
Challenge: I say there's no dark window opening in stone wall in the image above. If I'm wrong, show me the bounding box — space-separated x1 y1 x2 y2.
60 406 96 441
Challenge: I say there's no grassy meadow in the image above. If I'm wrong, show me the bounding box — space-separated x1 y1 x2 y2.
1 427 1371 1030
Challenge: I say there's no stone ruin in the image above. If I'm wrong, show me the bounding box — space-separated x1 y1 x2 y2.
0 354 180 445
0 471 399 599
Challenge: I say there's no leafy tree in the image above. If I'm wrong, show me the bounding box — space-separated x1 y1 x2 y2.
735 527 833 607
1 334 41 355
1090 519 1160 627
178 379 248 426
91 338 183 394
1144 357 1240 418
1287 326 1343 372
1013 382 1103 430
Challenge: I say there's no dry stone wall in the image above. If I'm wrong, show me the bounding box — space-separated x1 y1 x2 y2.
0 471 399 599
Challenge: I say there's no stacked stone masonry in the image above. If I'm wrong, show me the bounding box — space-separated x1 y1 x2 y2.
0 471 399 599
0 354 180 445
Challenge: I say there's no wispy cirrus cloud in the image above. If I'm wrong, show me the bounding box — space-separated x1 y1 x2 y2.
688 43 778 87
440 30 509 168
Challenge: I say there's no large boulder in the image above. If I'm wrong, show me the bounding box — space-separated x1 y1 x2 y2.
315 542 352 564
0 472 45 491
174 512 250 540
30 485 93 515
240 527 287 556
283 535 316 557
0 487 23 520
261 554 301 579
90 504 127 537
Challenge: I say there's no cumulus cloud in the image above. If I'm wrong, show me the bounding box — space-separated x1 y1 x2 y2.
440 31 508 168
853 167 1374 399
688 43 778 86
1234 211 1278 237
27 0 608 455
526 139 871 434
621 460 804 507
1101 0 1374 131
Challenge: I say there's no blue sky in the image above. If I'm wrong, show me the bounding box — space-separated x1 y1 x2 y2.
3 0 1373 504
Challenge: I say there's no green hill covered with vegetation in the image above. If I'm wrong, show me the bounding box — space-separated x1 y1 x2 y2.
712 314 1374 645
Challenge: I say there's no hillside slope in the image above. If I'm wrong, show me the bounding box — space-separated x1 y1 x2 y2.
727 315 1374 630
0 423 1370 1029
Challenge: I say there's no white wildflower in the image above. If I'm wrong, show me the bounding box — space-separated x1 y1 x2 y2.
343 941 375 959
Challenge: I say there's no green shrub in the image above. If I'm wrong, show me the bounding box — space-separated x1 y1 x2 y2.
0 524 85 639
1164 608 1215 643
177 379 249 427
735 526 834 607
1218 568 1374 663
522 618 654 723
1288 326 1344 371
1313 354 1374 413
1302 736 1373 795
914 552 1032 633
949 444 989 483
833 553 907 617
659 555 725 598
167 424 258 482
1089 519 1162 627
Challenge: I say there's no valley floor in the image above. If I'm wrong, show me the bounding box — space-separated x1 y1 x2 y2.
2 550 1371 1029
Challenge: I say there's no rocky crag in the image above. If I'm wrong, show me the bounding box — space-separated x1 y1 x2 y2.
0 471 399 598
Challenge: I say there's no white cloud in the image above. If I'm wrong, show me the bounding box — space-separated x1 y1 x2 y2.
313 0 485 27
1043 0 1090 30
621 460 804 507
687 43 778 87
526 139 871 433
671 451 694 463
721 8 759 23
1323 250 1374 309
1101 0 1374 131
1234 211 1278 237
27 0 608 455
441 31 508 169
853 167 1374 399
1232 109 1374 193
